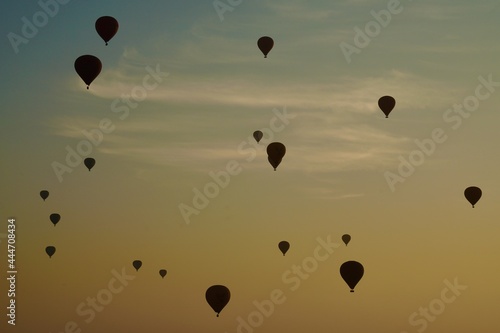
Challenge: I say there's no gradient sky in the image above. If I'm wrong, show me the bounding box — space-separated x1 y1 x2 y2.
2 1 500 332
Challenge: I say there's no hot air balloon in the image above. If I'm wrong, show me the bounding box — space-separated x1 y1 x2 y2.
46 246 56 258
340 261 364 292
74 55 102 89
253 130 263 143
40 190 49 201
95 16 119 45
84 158 96 171
378 96 395 118
50 213 60 227
206 285 230 317
132 260 142 271
342 234 351 246
278 241 290 256
464 186 482 208
159 269 167 279
257 36 274 58
267 142 286 171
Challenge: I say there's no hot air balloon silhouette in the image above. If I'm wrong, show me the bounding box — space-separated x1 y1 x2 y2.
132 260 142 271
253 130 263 143
340 261 364 292
206 285 230 317
95 16 119 45
464 186 482 208
74 55 102 89
257 36 274 58
159 269 167 279
46 246 56 258
342 234 351 246
278 241 290 256
378 96 395 118
267 142 286 171
84 158 96 171
50 213 60 227
40 190 49 201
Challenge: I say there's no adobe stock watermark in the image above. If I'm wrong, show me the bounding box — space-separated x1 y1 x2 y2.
7 0 71 54
225 235 340 333
178 106 295 225
400 277 467 333
384 74 499 192
50 266 135 333
213 0 244 21
339 0 412 64
51 64 169 183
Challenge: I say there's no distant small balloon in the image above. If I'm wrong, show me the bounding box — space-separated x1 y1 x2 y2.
464 186 482 208
50 213 60 227
253 130 263 143
378 96 396 118
132 260 142 271
257 36 274 58
40 190 49 201
206 285 231 317
159 269 167 278
95 16 119 46
46 246 56 258
84 158 96 171
340 261 364 292
278 241 290 256
342 234 351 246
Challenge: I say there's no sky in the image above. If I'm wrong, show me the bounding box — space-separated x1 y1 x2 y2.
1 0 500 332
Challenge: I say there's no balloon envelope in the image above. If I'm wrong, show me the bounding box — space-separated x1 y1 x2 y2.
40 190 49 201
278 241 290 256
378 96 396 118
50 213 60 226
257 36 274 58
132 260 142 271
342 234 351 246
84 158 96 171
46 246 56 258
159 269 167 278
206 285 230 317
74 55 102 89
253 130 263 143
266 142 286 171
340 261 364 292
95 16 119 45
464 186 482 208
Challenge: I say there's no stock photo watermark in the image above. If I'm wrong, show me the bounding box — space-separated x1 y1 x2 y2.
178 106 295 225
51 64 169 183
213 0 244 21
339 0 413 64
400 277 467 333
225 235 340 333
7 0 71 54
50 266 135 333
384 74 499 192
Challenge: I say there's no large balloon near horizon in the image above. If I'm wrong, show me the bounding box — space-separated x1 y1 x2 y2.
132 260 142 271
464 186 482 208
45 246 56 258
40 190 49 201
95 16 119 45
74 55 102 89
378 96 396 118
278 241 290 256
340 261 364 292
206 285 231 317
84 158 96 171
49 213 60 227
257 36 274 58
267 142 286 171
